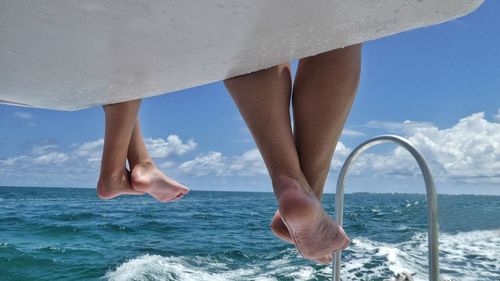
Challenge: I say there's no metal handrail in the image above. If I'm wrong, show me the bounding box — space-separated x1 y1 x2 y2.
332 135 439 281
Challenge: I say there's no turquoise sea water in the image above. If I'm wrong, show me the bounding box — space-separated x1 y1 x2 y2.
0 186 499 281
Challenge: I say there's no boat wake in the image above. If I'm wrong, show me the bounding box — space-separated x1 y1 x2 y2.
105 229 500 281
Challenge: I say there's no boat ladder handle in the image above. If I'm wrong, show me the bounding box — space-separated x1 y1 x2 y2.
332 135 439 281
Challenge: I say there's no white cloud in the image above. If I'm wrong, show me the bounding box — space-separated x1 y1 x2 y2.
2 112 498 189
0 155 29 166
1 150 69 167
145 135 197 158
228 149 267 176
177 141 352 179
72 139 104 163
159 160 176 170
33 152 70 165
330 142 352 171
178 149 267 177
0 134 198 187
348 148 420 178
407 112 500 180
351 112 500 183
31 144 58 155
178 151 226 176
0 146 75 187
342 128 365 137
13 112 33 120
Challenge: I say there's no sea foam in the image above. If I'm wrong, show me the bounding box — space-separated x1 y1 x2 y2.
105 254 275 281
346 229 500 280
105 229 500 281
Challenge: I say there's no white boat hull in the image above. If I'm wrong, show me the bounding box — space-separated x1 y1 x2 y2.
0 0 484 110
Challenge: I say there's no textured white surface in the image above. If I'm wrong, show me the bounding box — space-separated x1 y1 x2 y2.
0 0 484 110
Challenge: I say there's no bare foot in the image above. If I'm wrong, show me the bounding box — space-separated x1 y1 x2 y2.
272 210 349 263
131 162 189 202
273 175 350 261
270 210 294 244
97 170 145 199
271 211 349 246
271 210 348 264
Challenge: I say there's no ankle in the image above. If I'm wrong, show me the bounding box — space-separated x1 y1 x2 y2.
98 169 125 183
272 174 311 199
130 159 155 170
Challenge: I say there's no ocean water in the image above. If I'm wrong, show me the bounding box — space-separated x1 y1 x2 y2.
0 187 499 281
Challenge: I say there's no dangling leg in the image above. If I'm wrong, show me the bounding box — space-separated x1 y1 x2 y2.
97 100 144 199
295 45 362 201
127 119 189 202
270 45 362 245
224 65 348 263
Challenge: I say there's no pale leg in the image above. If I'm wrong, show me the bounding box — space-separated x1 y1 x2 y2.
127 120 190 202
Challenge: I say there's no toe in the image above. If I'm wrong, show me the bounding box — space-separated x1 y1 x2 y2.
180 185 190 194
341 238 350 250
171 192 185 201
162 191 187 202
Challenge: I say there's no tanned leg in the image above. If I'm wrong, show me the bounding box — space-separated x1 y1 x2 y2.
270 45 362 248
97 100 144 199
224 65 348 263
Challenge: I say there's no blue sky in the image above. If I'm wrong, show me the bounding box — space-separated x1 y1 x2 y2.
1 2 499 195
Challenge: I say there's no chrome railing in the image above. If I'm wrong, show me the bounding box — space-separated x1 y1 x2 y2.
332 135 439 281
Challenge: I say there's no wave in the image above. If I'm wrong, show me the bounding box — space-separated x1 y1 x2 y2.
105 254 276 281
344 229 500 281
105 229 500 281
